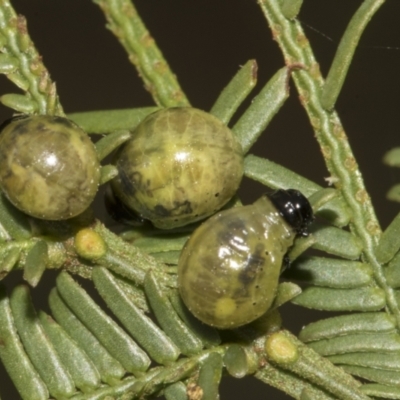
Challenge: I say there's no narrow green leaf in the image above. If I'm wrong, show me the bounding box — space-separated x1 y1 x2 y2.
198 352 223 400
292 287 385 311
387 184 400 203
272 282 302 308
210 60 257 125
92 267 180 365
361 383 400 399
105 271 150 313
383 148 400 167
68 107 159 133
0 53 18 73
95 129 131 160
0 285 48 400
7 72 29 91
94 223 163 286
144 271 203 355
287 256 373 288
168 290 221 348
48 288 125 385
1 93 38 113
342 364 400 387
164 382 188 400
0 193 31 240
10 285 75 398
38 311 101 393
243 154 351 227
310 223 362 260
279 0 303 19
385 251 400 288
299 313 396 343
256 363 337 400
300 388 336 400
138 358 198 397
0 247 20 279
224 344 257 378
99 164 118 184
307 333 400 356
134 234 189 254
151 250 181 265
233 67 289 154
328 352 400 371
376 211 400 264
56 271 151 374
288 234 316 262
307 188 338 213
23 240 48 287
321 0 385 110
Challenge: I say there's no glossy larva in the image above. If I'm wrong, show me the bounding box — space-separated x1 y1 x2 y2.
0 115 100 220
111 107 243 229
178 189 313 329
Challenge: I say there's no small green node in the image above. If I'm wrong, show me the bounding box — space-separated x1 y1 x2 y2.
265 332 299 364
74 228 107 260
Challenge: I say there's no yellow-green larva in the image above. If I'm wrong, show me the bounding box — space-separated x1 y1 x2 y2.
178 189 313 329
111 107 243 229
0 115 100 220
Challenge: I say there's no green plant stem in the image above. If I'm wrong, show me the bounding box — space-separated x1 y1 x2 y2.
72 347 227 400
93 0 190 107
0 0 63 115
258 0 400 330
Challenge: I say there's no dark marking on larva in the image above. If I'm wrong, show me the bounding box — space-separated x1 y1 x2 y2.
153 200 193 217
118 168 137 197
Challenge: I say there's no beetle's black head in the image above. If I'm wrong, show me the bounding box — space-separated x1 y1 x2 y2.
268 189 314 236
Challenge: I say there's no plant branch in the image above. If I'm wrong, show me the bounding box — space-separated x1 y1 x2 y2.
93 0 190 108
258 0 400 329
0 0 63 115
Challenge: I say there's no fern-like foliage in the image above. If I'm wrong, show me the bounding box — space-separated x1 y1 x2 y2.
0 0 398 399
